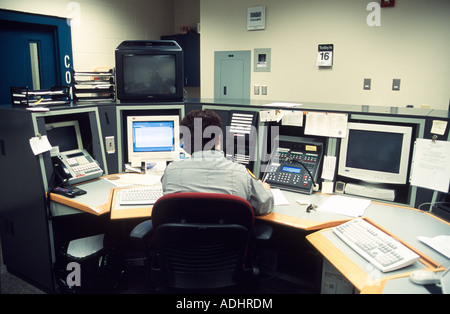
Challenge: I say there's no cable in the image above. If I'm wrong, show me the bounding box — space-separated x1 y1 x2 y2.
418 201 450 212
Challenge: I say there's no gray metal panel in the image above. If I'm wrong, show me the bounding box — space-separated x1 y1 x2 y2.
0 109 55 291
214 51 251 100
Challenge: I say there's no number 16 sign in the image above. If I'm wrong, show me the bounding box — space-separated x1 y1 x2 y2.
317 44 334 67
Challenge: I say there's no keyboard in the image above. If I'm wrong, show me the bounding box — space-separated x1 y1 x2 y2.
332 218 420 272
119 186 163 205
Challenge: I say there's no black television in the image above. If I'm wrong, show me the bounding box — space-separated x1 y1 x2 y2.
115 40 184 102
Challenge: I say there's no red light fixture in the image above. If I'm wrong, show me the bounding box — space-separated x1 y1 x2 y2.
381 0 395 7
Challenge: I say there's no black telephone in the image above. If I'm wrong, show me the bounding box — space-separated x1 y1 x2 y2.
263 136 323 194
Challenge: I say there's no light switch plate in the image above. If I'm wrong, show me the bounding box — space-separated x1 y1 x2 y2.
364 78 371 90
392 79 401 91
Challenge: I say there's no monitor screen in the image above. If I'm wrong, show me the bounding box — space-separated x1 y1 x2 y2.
132 120 175 153
338 122 412 184
45 120 83 155
127 115 180 166
345 130 403 174
123 55 176 95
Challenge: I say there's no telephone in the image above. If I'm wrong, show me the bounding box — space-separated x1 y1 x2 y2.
52 149 103 185
263 136 323 194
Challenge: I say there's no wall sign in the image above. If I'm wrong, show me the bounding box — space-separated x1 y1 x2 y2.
317 44 334 67
247 6 266 31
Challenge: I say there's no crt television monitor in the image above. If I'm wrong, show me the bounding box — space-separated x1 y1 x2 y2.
127 115 180 166
45 120 83 156
115 40 184 102
337 122 413 184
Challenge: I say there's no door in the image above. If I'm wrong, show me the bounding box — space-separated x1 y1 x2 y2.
0 20 58 106
214 51 251 100
0 10 73 108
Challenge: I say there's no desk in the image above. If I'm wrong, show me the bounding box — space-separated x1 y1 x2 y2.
305 201 449 293
49 176 450 293
258 190 351 230
49 174 159 219
49 178 116 216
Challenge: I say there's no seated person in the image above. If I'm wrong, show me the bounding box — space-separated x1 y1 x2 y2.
161 109 273 215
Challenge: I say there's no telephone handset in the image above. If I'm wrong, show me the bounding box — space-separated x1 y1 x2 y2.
52 149 103 185
263 136 323 194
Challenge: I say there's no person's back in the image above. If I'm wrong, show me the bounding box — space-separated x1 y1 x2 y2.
161 109 273 216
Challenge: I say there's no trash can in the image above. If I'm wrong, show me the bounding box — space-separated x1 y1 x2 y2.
55 234 121 293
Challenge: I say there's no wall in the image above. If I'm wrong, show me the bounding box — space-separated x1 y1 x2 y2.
174 0 199 34
0 0 175 70
200 0 450 110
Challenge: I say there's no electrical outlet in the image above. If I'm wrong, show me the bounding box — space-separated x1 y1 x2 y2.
105 136 115 154
254 84 260 95
261 85 267 95
392 79 401 91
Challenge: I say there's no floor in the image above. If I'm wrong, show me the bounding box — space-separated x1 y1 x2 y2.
1 239 319 294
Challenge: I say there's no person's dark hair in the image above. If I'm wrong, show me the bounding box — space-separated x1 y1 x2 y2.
180 109 222 153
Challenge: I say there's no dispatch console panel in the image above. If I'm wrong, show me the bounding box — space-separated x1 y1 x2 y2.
264 136 323 194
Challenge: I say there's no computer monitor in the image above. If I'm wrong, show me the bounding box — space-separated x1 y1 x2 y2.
127 115 180 166
45 120 83 156
338 122 413 185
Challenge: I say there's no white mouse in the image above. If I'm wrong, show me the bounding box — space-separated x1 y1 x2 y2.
409 270 441 285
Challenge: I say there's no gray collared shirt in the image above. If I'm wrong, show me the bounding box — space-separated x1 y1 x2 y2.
161 150 273 215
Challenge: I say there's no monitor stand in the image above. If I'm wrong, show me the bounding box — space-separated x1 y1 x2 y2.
344 182 396 201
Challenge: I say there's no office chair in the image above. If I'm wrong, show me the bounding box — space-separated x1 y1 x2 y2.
130 192 256 291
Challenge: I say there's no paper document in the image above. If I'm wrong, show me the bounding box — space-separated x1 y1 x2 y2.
430 120 448 135
105 173 162 187
321 155 336 181
410 138 450 193
417 235 450 259
271 188 289 206
304 112 348 138
29 135 52 155
259 110 278 122
263 102 301 108
318 195 370 217
281 110 304 127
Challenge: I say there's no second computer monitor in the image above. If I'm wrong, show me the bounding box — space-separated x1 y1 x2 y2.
127 115 180 166
338 122 413 185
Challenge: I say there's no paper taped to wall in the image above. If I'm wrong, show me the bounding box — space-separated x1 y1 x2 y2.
410 138 450 193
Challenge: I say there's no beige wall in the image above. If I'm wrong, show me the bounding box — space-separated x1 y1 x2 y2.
2 0 448 109
200 0 450 110
1 0 176 70
174 0 199 34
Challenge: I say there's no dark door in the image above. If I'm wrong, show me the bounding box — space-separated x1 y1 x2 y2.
0 20 58 106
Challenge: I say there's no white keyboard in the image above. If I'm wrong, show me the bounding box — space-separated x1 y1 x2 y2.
333 218 420 272
119 186 163 205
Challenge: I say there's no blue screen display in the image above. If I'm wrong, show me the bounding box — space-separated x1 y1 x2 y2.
282 166 301 174
132 121 174 152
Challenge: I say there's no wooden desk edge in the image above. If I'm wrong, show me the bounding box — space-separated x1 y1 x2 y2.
306 231 369 291
360 267 446 294
110 188 153 219
48 192 110 216
257 212 351 231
